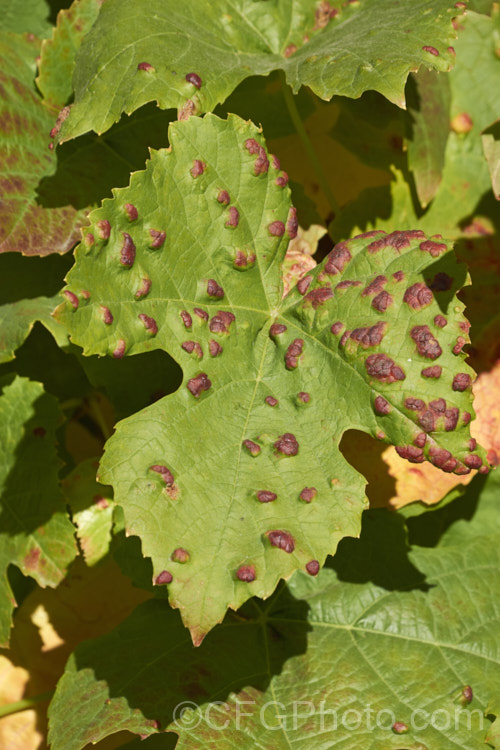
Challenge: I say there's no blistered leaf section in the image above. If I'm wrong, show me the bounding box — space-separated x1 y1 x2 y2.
0 376 77 646
60 0 461 140
56 114 483 642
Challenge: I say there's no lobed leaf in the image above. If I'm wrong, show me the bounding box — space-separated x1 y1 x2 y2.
48 473 500 749
0 376 77 646
0 295 68 363
0 0 52 38
59 0 461 141
62 458 115 566
55 113 486 642
36 0 102 113
0 32 85 255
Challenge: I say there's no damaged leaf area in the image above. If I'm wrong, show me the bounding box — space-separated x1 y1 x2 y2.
55 114 485 642
0 376 77 646
59 0 461 141
0 32 85 255
0 295 68 363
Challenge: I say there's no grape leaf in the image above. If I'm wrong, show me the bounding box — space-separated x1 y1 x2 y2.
62 458 115 566
330 10 500 241
55 113 486 642
482 120 500 200
0 295 68 363
0 32 85 256
406 67 451 208
0 376 77 646
47 473 500 749
0 0 52 38
59 0 461 141
36 0 102 113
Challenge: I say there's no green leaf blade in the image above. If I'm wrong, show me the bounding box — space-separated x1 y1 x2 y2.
60 0 461 141
56 113 485 642
0 376 77 645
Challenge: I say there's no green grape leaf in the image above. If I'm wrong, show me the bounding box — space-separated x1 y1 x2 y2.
331 10 500 241
55 113 486 642
0 0 52 37
0 32 85 256
406 67 451 208
482 120 500 200
36 0 102 113
47 473 500 750
0 376 77 646
59 0 461 141
0 295 68 363
62 458 114 566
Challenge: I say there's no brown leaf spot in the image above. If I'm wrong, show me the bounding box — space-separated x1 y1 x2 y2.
305 287 334 308
420 240 447 257
362 275 387 297
171 548 190 563
187 373 211 398
225 207 239 227
429 272 453 292
274 433 299 456
112 339 126 359
154 570 173 585
267 530 295 553
209 339 222 357
181 341 202 358
23 547 41 571
422 45 439 56
297 276 312 295
100 305 113 324
236 565 256 582
97 220 111 240
453 373 471 391
209 311 235 333
268 221 285 236
414 432 427 448
434 315 447 328
411 325 442 360
336 280 361 290
150 465 174 485
138 314 158 335
217 190 230 205
453 336 466 355
207 279 224 298
135 277 152 299
243 440 261 457
444 407 459 431
149 229 166 248
374 395 391 415
120 233 136 266
270 323 287 336
395 445 425 463
245 138 269 175
372 291 393 312
63 290 79 309
325 242 351 275
306 560 320 576
285 339 304 369
180 310 192 328
190 159 205 178
297 391 310 403
331 321 344 335
284 44 297 57
185 72 202 88
403 283 433 310
194 308 208 321
405 397 425 411
265 396 278 406
276 172 289 187
393 270 405 282
124 203 138 221
464 454 482 469
257 491 277 503
365 354 406 383
138 61 155 72
350 322 387 348
286 207 298 239
300 487 317 503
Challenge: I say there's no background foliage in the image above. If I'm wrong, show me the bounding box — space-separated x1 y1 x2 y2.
1 0 500 748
